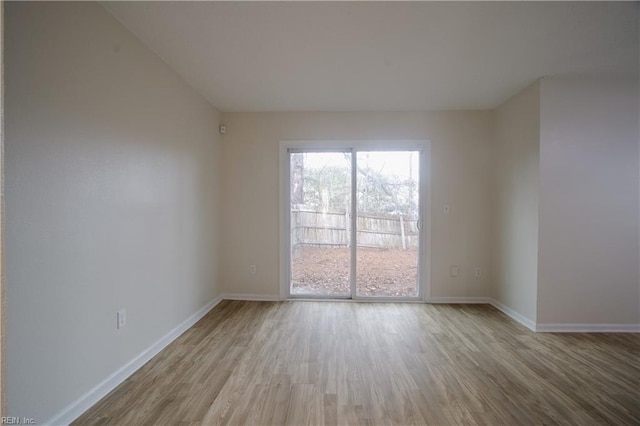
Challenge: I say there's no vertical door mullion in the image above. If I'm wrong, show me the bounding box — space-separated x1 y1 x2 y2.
417 150 423 300
285 151 291 299
350 150 357 299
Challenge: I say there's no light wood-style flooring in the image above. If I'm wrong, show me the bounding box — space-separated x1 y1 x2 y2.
74 301 640 425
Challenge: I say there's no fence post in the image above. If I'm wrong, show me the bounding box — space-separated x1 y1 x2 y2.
399 215 406 250
291 209 297 251
345 210 350 248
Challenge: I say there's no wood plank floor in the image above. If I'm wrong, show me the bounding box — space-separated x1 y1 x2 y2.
74 301 640 425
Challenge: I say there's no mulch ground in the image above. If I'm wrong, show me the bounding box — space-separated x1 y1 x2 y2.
291 246 418 297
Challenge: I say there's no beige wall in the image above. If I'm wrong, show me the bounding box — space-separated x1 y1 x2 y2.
492 81 540 324
218 111 494 300
5 2 221 422
538 77 640 325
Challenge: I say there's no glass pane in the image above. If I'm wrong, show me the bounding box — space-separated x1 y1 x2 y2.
290 152 352 296
356 151 419 297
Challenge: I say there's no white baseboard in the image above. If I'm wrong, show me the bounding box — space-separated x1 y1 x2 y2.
486 299 640 333
488 298 537 331
222 293 282 302
45 295 224 426
535 323 640 333
427 297 491 304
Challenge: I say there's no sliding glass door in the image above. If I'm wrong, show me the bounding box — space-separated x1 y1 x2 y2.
356 151 420 297
289 151 352 297
287 146 423 300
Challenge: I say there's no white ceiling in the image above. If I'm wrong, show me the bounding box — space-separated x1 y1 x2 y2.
103 1 639 112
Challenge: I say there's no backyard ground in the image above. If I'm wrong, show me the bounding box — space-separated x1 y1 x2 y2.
291 246 418 297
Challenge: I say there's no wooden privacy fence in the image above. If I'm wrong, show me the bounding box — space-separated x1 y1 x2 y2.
291 209 419 249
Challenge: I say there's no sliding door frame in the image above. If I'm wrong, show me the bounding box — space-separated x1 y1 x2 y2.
279 140 431 302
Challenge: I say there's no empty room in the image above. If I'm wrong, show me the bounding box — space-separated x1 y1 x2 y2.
2 1 639 425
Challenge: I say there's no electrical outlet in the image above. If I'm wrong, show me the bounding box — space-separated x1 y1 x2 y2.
475 267 482 278
249 265 256 274
117 309 126 329
450 265 459 277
